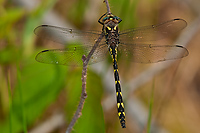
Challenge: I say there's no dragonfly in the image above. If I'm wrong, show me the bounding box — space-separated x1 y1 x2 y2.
34 12 189 128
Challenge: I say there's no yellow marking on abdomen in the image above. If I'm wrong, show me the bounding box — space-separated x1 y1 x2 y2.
117 103 120 108
115 81 120 84
114 69 119 73
123 112 125 116
121 103 124 108
118 112 121 116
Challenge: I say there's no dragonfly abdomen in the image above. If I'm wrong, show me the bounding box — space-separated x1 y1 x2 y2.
109 46 126 128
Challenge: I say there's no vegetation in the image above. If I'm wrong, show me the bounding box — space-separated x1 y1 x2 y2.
0 0 198 132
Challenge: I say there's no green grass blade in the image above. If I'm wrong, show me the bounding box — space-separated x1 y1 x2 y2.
147 78 155 133
16 65 27 133
7 71 12 133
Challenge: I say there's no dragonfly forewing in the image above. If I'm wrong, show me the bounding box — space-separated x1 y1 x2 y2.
34 25 104 46
119 18 187 44
35 25 109 66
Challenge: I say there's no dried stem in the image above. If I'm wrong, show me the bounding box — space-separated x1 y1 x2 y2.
66 0 111 132
66 34 104 133
104 0 111 14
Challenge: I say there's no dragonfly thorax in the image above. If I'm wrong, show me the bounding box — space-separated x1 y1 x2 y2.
104 22 119 34
103 22 119 48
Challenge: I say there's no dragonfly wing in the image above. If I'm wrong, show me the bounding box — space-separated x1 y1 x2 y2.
35 25 109 65
118 43 189 63
34 25 105 47
119 19 187 44
35 43 109 66
89 43 109 64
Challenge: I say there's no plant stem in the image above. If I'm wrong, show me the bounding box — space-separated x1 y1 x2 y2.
66 0 111 132
66 34 104 133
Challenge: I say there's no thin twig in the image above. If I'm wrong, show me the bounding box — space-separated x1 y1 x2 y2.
66 0 111 132
66 34 104 133
84 34 104 65
104 0 111 14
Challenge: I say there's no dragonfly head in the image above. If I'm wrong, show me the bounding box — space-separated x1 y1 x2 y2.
101 13 121 24
99 13 122 34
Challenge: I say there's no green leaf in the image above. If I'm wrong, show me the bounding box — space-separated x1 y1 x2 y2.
0 54 68 133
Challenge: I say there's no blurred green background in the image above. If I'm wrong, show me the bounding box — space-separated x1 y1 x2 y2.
1 0 200 133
